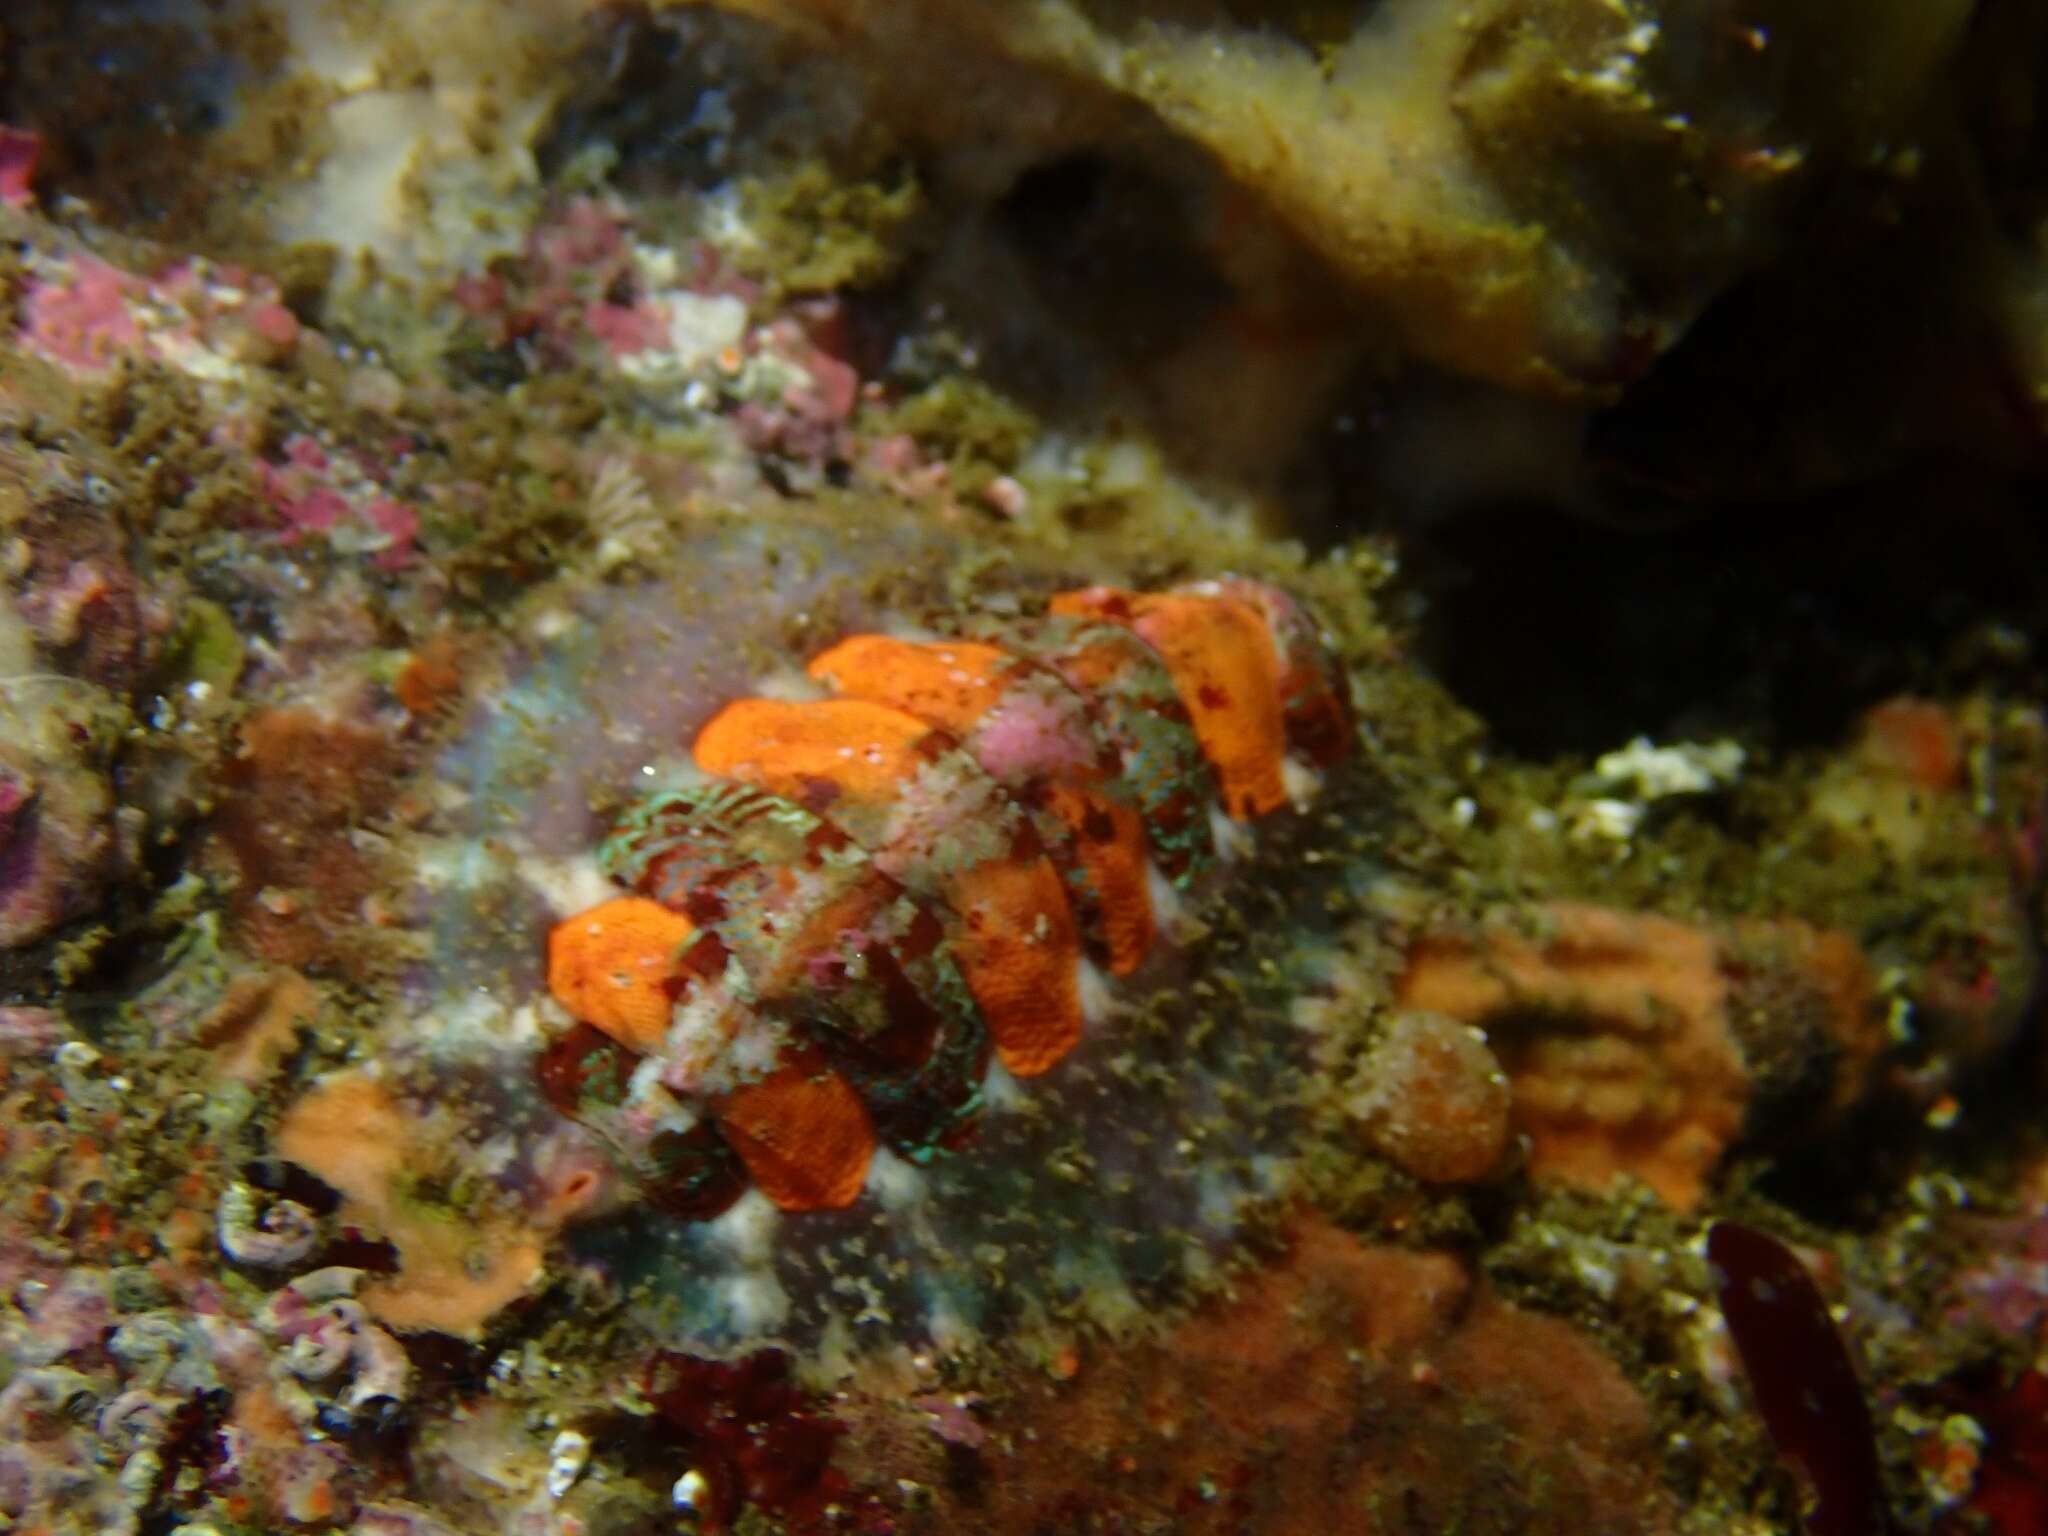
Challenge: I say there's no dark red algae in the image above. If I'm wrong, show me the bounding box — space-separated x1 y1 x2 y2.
1707 1220 1893 1536
1936 1369 2048 1534
640 1349 869 1532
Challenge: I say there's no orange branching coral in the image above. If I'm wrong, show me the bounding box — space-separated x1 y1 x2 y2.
694 696 933 803
1398 903 1749 1209
545 895 697 1053
807 634 1017 723
545 900 884 1213
273 1072 546 1338
936 853 1085 1076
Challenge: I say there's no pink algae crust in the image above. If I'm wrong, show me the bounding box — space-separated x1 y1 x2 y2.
260 433 421 570
0 124 40 208
23 256 142 369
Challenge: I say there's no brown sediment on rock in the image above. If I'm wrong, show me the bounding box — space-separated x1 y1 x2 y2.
844 1213 1676 1534
1721 917 1887 1129
1395 900 1887 1209
1814 695 2047 1075
0 685 129 958
272 1071 546 1339
208 708 407 973
0 470 157 692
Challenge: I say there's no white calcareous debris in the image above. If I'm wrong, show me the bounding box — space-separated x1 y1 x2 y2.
1588 737 1745 800
1566 736 1745 842
544 1429 591 1499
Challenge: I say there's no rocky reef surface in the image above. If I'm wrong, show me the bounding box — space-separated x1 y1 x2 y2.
2 3 2048 1533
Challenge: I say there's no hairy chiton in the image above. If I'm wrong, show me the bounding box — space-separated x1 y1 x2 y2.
394 523 1377 1353
537 578 1353 1227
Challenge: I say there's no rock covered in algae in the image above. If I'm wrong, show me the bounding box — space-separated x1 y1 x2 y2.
661 0 1972 400
1345 1008 1512 1187
0 0 2003 510
0 677 128 954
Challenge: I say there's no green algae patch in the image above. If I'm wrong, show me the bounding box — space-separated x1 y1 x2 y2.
737 159 929 298
163 599 247 695
876 374 1038 500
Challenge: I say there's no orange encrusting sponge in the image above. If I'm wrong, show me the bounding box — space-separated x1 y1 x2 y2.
693 693 1086 1077
1037 781 1153 975
807 633 1156 978
945 855 1085 1075
715 1055 877 1211
1050 587 1291 820
693 696 932 803
806 634 1012 725
544 896 695 1053
544 897 881 1214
